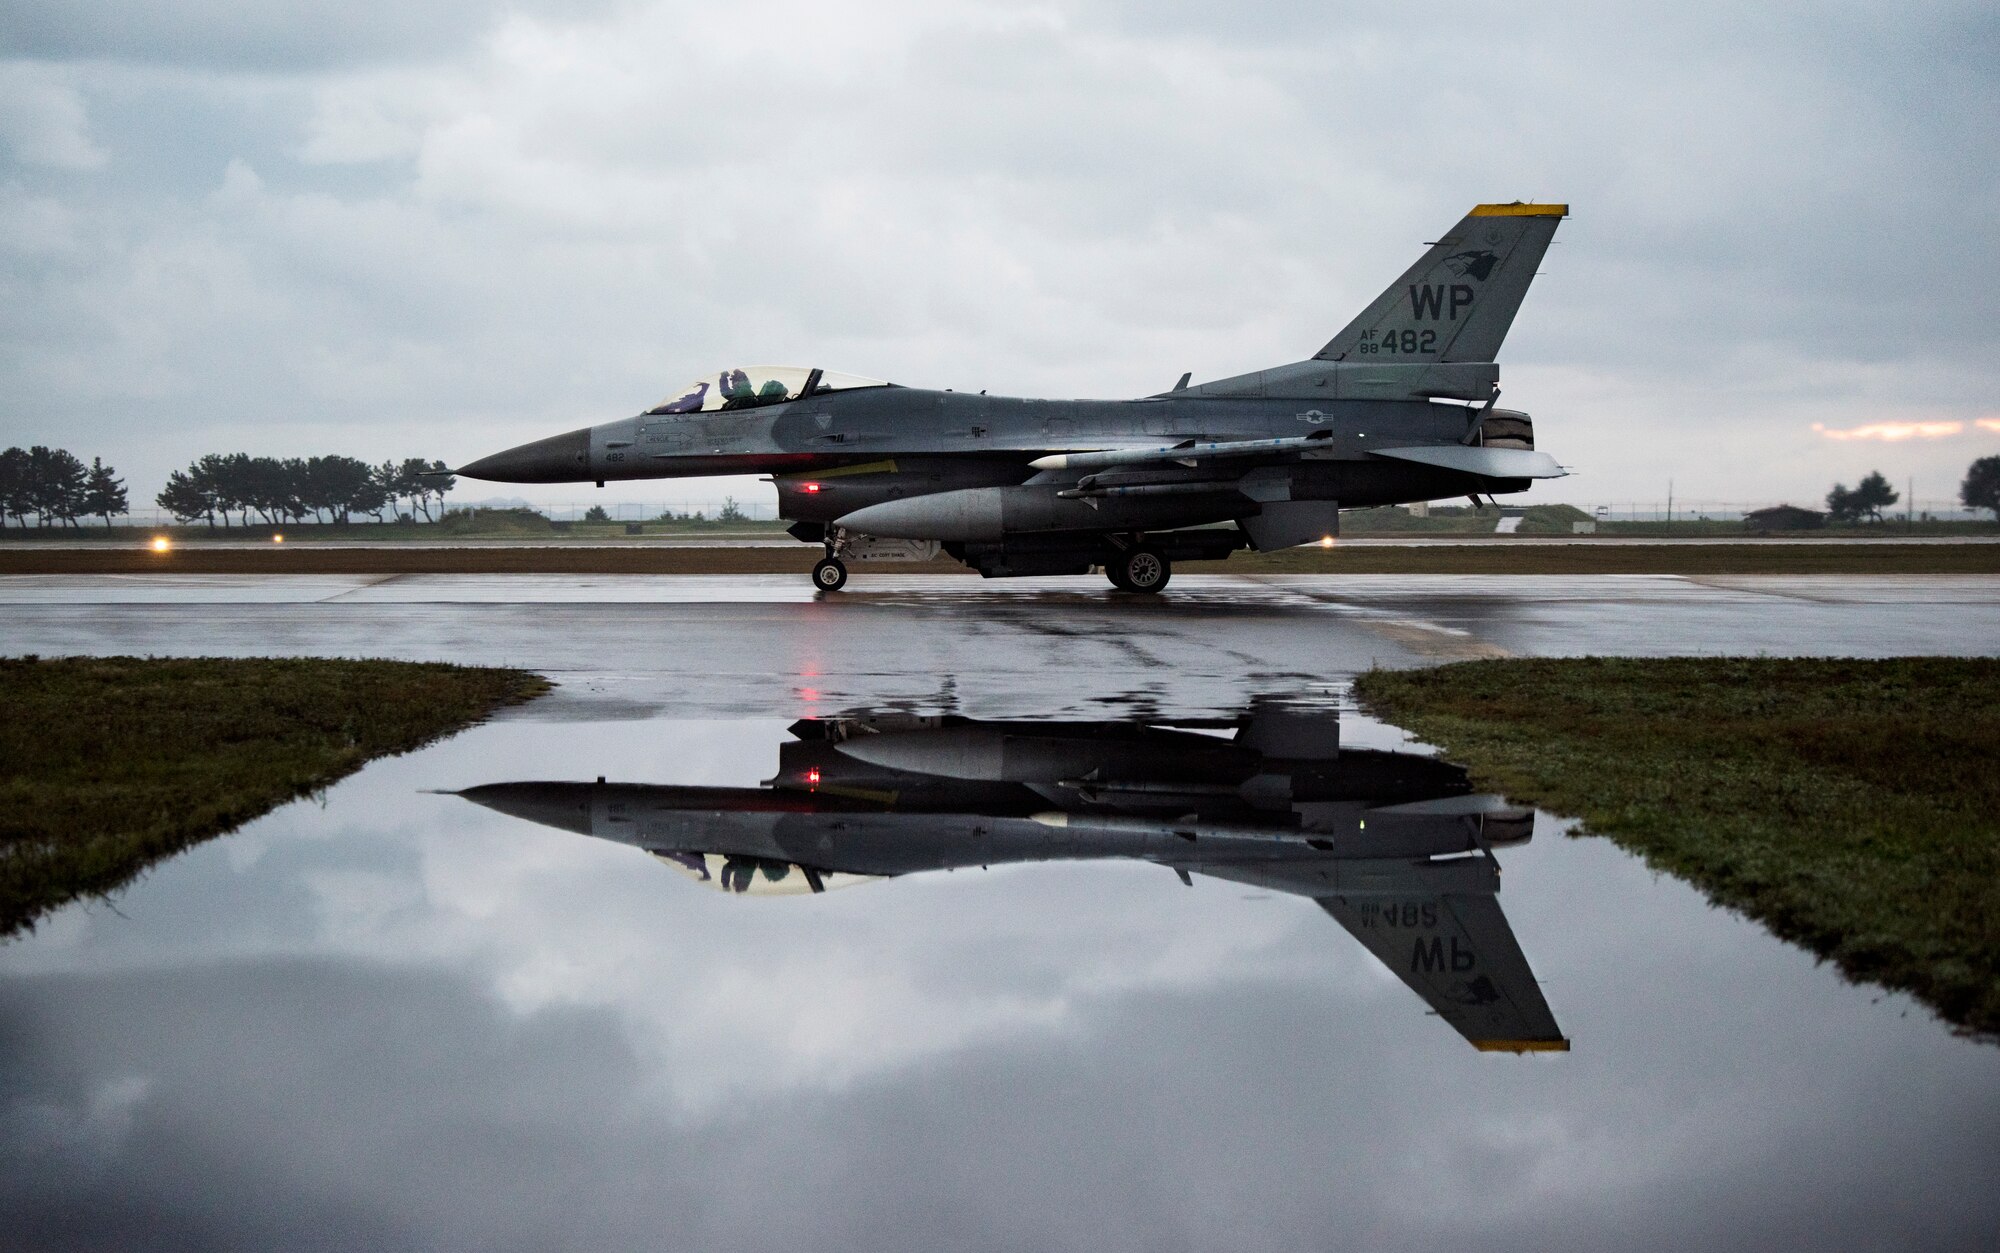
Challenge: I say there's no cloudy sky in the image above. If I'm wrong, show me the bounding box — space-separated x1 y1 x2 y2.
3 1 1997 513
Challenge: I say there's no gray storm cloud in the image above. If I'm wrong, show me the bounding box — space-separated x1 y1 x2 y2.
1 0 1996 508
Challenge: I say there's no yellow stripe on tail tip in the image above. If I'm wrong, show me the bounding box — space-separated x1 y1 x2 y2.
1469 202 1569 218
1474 1038 1573 1053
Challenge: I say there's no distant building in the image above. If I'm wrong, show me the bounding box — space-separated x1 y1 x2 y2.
1744 505 1826 531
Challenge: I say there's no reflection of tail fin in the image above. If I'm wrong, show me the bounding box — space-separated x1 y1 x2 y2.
1321 890 1567 1052
1316 203 1566 365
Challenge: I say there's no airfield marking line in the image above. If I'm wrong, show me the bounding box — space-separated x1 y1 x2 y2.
1674 575 1860 604
1227 573 1512 659
1356 618 1513 661
312 574 410 603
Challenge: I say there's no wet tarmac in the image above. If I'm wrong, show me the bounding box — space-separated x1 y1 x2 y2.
2 573 1995 718
4 573 1998 1249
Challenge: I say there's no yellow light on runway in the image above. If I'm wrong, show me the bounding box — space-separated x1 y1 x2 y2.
272 533 284 543
1319 536 1336 548
150 536 171 553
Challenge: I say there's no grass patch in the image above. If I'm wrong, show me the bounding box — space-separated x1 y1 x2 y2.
0 657 549 937
1352 657 2000 1039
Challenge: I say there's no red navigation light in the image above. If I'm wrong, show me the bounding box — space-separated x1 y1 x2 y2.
802 482 822 493
806 767 821 786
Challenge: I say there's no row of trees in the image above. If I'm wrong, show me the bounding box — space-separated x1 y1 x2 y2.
1826 459 2000 522
157 455 456 526
0 447 128 528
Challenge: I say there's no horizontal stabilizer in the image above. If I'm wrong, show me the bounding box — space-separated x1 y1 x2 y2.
1367 445 1565 479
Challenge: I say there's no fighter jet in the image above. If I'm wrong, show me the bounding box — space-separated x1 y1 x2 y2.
457 203 1567 592
454 703 1568 1052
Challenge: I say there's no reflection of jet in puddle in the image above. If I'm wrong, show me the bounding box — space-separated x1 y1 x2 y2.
455 700 1566 1053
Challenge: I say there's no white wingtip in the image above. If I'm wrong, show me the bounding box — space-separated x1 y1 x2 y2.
1028 454 1067 470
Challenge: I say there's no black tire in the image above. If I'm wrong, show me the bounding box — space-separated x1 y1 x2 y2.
1104 561 1134 591
1115 548 1170 594
812 557 849 592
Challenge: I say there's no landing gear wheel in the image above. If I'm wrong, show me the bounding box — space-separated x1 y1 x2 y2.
812 556 849 592
1112 548 1170 594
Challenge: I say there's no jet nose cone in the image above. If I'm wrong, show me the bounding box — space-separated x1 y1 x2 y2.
456 782 596 834
458 427 592 483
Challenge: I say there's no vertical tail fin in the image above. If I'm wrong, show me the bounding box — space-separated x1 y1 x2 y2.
1316 203 1566 365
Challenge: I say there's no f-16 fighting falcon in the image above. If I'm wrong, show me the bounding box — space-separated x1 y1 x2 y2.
454 703 1568 1052
456 203 1568 592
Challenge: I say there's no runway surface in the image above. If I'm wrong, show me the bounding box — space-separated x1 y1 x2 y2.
5 572 1995 718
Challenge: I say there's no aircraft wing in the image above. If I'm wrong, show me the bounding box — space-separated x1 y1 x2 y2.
1320 891 1568 1052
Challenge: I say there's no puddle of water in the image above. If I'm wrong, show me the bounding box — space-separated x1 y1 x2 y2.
3 699 1996 1250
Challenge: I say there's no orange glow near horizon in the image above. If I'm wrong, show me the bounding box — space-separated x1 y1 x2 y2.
272 533 284 544
1812 420 1965 442
150 536 170 553
1980 418 2000 434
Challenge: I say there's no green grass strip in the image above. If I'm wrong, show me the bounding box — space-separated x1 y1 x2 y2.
1352 657 2000 1038
0 656 549 937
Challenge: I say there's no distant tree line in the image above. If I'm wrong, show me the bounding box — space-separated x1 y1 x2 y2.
156 455 455 527
0 447 128 528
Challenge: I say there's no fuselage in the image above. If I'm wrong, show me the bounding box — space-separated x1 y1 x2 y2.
460 386 1531 516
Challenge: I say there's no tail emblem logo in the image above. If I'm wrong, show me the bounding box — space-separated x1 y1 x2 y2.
1444 249 1499 281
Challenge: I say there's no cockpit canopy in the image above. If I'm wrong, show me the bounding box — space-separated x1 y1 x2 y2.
647 366 887 416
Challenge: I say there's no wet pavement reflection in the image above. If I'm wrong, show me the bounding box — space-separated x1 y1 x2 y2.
3 697 1997 1250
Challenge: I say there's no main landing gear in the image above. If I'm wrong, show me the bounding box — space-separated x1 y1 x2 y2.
1105 546 1170 594
812 555 849 592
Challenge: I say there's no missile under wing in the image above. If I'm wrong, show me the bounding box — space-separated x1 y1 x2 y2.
454 204 1568 592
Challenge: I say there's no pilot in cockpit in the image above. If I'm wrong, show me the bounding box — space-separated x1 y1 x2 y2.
719 369 792 410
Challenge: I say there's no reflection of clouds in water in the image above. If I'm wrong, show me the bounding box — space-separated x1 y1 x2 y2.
4 953 1996 1252
4 715 1999 1248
